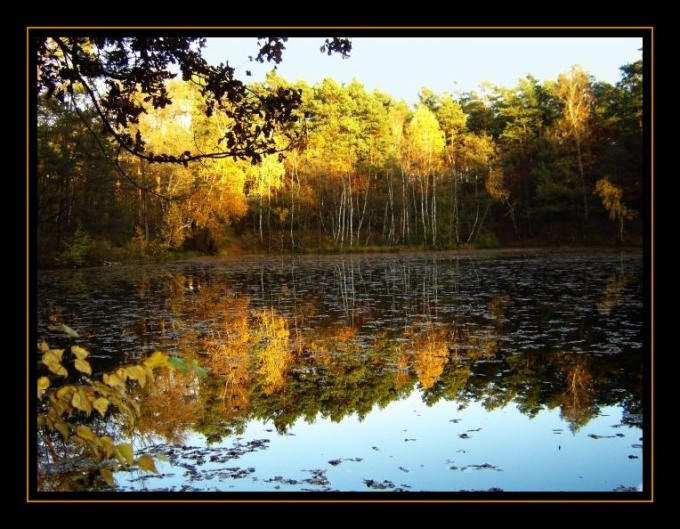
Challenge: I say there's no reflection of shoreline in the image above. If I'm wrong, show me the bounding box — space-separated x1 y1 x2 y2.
39 254 643 445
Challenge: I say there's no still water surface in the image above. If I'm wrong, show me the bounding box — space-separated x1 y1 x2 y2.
37 250 643 492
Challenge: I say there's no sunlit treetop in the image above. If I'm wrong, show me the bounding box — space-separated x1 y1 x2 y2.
37 36 351 165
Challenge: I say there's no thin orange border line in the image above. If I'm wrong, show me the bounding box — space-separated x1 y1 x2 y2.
26 26 653 504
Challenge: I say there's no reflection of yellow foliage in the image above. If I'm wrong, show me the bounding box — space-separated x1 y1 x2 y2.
466 335 499 359
488 294 510 322
306 325 360 367
408 324 449 390
394 352 410 389
448 325 498 360
597 275 633 316
559 355 595 432
136 367 202 443
252 310 291 395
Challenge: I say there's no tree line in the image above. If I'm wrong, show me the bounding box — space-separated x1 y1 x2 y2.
37 56 642 266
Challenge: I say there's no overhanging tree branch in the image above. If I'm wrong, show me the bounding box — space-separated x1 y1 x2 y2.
38 36 351 166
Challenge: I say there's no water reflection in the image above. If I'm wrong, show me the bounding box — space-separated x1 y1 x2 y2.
37 251 643 490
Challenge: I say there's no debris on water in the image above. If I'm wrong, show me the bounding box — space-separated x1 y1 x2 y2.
328 459 342 466
398 466 410 473
459 433 471 439
372 446 380 451
457 487 504 492
613 485 639 492
302 469 330 487
404 438 416 442
364 479 396 490
467 428 482 432
449 419 461 423
632 443 643 449
264 476 299 485
588 433 618 439
467 463 501 471
628 455 639 459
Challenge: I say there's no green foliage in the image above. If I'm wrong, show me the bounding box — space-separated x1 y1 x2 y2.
128 227 168 259
475 230 500 248
56 227 93 268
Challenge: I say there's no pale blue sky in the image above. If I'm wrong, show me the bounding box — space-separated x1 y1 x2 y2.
203 37 642 105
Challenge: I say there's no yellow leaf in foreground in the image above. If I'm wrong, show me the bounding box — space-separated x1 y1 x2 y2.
38 341 50 353
124 365 146 387
99 436 115 459
76 425 97 442
37 376 50 399
100 468 115 487
72 389 92 415
74 358 92 375
54 420 69 440
103 373 126 389
92 397 110 416
71 345 89 359
114 443 134 466
45 360 68 377
137 454 158 474
143 351 169 369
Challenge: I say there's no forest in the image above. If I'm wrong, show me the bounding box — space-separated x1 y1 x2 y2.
37 39 643 268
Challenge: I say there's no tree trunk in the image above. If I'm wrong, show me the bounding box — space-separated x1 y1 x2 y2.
574 130 589 221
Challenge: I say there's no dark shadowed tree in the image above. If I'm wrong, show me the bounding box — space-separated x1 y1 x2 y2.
37 37 351 166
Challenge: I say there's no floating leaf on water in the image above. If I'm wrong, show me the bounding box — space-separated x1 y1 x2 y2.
71 345 89 359
100 468 115 487
37 376 50 399
74 358 92 376
92 397 109 416
137 454 158 474
144 351 169 369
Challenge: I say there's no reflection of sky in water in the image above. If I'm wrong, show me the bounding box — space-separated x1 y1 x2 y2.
118 390 642 492
38 250 644 492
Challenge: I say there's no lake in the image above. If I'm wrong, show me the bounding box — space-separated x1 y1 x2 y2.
36 249 644 493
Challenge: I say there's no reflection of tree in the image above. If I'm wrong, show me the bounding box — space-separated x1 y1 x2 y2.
136 367 202 443
407 322 449 390
558 354 597 432
597 274 634 316
251 309 294 395
51 263 641 447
